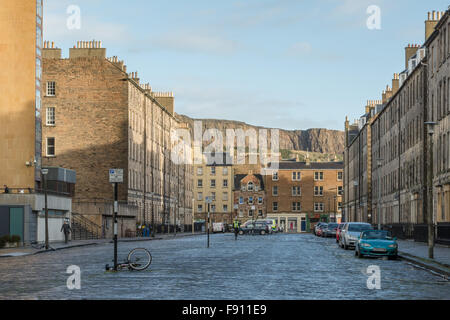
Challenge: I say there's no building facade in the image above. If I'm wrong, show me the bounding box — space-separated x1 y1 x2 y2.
233 173 266 223
344 10 450 243
41 41 193 235
426 11 450 235
0 1 74 245
193 153 234 225
0 0 43 189
265 160 344 233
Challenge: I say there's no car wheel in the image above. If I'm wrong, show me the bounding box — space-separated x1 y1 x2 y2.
343 240 348 250
356 247 363 258
239 230 244 235
260 230 266 235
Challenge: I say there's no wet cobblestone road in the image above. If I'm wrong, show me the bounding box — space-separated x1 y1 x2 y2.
0 233 448 300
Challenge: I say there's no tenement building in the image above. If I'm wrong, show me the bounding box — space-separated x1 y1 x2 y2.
0 0 74 245
41 41 193 236
193 153 233 225
344 10 450 243
265 159 344 233
426 11 450 237
233 172 266 223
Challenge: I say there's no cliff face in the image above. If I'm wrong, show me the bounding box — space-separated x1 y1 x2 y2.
175 114 345 155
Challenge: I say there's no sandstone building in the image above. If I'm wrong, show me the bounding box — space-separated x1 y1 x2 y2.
41 41 193 235
265 159 343 233
426 11 450 231
0 0 74 245
343 10 450 244
193 153 233 225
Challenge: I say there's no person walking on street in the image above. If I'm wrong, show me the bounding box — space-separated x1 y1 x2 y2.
233 218 240 240
61 220 72 244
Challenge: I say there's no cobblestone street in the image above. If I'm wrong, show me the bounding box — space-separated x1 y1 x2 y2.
0 233 448 300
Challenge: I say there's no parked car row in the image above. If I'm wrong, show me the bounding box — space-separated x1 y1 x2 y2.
314 222 399 260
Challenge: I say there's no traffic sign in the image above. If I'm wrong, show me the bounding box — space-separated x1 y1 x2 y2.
109 169 123 183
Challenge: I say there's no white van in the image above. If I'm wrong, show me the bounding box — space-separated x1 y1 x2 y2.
212 222 226 233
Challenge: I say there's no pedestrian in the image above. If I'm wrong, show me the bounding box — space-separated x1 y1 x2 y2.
4 185 9 194
233 218 240 240
61 220 72 244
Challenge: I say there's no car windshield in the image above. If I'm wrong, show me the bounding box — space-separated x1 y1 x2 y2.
362 231 393 240
348 224 372 232
328 224 338 228
320 224 328 228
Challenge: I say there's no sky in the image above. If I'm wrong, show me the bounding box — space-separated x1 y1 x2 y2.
43 0 450 131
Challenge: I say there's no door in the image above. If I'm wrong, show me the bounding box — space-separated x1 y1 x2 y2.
301 217 306 232
288 219 298 233
9 207 24 241
0 206 10 237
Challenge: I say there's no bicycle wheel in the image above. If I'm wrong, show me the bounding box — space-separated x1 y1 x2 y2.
127 248 152 271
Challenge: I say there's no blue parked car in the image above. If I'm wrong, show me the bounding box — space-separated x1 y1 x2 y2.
355 230 398 260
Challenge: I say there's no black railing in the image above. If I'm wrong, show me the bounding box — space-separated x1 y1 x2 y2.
0 187 71 197
72 212 102 240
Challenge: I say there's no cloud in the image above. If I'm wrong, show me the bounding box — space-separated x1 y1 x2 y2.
287 42 313 56
43 4 132 45
286 42 343 62
170 85 338 130
151 32 240 55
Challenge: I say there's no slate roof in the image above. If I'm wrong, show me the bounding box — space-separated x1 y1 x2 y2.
268 161 344 170
233 174 265 191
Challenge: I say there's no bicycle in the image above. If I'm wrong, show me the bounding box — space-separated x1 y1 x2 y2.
105 248 152 271
31 241 55 251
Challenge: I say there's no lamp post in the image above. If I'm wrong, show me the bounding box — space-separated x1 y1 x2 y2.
376 158 383 231
425 121 437 259
41 169 49 250
333 195 337 223
353 181 358 222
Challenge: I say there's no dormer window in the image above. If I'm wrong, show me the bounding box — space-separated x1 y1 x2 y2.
247 182 254 191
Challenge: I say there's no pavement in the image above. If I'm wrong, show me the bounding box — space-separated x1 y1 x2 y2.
397 239 450 278
0 231 205 258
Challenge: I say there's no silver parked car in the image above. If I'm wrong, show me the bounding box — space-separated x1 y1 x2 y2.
339 222 373 250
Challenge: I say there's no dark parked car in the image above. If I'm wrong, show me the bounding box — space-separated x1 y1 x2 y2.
323 223 339 238
239 222 270 235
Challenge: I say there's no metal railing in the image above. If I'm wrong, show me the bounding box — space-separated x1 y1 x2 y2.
71 212 102 240
0 187 71 197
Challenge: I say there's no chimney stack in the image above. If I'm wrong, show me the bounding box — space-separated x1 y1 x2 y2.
425 11 440 41
69 40 107 59
392 73 400 95
405 43 420 69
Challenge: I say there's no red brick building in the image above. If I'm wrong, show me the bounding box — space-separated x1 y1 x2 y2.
265 160 344 233
233 173 266 223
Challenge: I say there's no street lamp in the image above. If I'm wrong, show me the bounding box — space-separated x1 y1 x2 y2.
41 168 49 250
353 181 358 222
376 158 383 231
425 121 437 259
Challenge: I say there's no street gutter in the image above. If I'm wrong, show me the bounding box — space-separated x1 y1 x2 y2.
398 252 450 279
